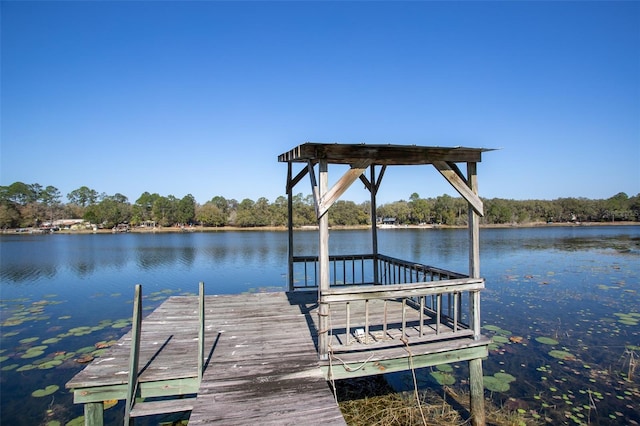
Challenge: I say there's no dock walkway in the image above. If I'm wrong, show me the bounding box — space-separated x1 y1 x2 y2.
66 292 346 425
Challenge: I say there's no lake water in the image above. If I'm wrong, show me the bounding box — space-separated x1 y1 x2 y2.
1 226 639 425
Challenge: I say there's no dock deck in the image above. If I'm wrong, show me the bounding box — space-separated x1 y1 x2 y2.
66 291 346 425
67 290 489 424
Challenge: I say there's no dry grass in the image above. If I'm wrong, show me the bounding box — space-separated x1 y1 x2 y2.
335 377 541 426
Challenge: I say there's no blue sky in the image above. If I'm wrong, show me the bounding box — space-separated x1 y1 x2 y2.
2 1 639 205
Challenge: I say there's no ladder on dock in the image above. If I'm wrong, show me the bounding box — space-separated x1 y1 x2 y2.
124 282 206 424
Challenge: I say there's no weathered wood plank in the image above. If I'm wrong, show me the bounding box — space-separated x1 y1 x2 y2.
278 143 492 165
67 291 489 425
129 398 196 418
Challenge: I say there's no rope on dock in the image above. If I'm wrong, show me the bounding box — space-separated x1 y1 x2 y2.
401 335 427 426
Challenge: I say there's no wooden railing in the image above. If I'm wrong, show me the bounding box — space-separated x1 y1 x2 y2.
291 253 467 289
291 254 376 289
291 254 484 357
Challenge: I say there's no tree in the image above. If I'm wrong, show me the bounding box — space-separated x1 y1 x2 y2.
40 186 62 223
329 200 369 226
131 192 160 225
152 195 178 226
67 186 98 207
270 196 288 226
433 194 456 225
85 194 131 228
0 204 21 228
292 193 315 226
177 194 196 225
196 202 227 226
409 193 431 224
3 182 36 205
485 198 513 224
235 198 257 227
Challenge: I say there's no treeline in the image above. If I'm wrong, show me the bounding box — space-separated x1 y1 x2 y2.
1 182 639 229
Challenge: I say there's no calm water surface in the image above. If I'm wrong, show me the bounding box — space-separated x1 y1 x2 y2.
1 226 639 425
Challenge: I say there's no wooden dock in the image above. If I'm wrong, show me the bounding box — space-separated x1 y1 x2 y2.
67 288 489 425
66 291 347 425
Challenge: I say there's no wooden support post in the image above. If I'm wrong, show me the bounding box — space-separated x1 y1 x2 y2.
84 402 103 426
469 357 485 426
198 281 205 381
370 165 379 284
318 160 329 360
467 161 485 425
287 162 294 291
124 284 143 425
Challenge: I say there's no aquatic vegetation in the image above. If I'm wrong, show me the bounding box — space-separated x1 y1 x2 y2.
1 363 19 371
536 336 559 345
104 399 118 410
430 371 456 385
492 335 509 344
436 364 453 373
65 417 84 426
31 385 59 397
483 375 510 392
494 372 516 384
21 348 46 359
614 312 640 326
548 350 577 361
37 359 63 369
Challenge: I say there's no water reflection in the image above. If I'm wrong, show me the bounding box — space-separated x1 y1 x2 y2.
1 226 639 426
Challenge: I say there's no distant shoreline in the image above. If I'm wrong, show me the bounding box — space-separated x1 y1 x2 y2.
2 221 637 235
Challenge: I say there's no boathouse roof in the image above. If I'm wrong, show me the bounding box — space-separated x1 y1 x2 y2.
278 142 493 165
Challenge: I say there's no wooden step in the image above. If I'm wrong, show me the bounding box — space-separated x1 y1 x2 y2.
129 398 196 418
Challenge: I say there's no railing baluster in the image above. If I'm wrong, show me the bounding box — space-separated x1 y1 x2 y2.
346 302 351 345
365 299 369 344
383 299 388 340
453 292 458 332
420 296 425 337
351 257 355 285
436 294 441 335
402 298 407 339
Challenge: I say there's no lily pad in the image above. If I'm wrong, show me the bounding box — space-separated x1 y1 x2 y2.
492 335 509 344
1 364 19 371
21 350 45 359
430 371 456 385
16 364 37 372
38 359 63 369
31 385 59 397
549 350 576 361
494 372 516 383
65 416 84 426
536 336 559 345
436 364 453 373
483 376 510 392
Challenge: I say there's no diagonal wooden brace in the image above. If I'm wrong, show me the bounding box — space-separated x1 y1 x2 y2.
314 159 371 219
433 161 484 216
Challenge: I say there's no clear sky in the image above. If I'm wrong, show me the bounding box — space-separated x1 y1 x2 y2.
2 1 639 205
